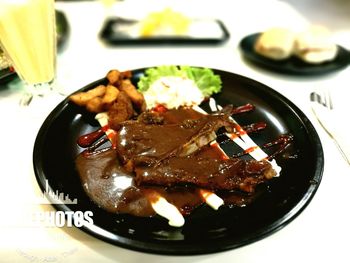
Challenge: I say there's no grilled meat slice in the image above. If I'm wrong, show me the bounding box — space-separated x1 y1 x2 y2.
115 107 276 192
134 145 275 192
115 107 235 168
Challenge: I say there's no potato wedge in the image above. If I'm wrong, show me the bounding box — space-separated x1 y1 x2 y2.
106 70 121 86
87 85 106 97
120 79 146 112
69 85 106 107
102 84 120 106
69 92 94 106
86 97 104 113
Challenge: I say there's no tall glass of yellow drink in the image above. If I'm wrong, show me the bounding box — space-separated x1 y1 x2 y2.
0 0 56 105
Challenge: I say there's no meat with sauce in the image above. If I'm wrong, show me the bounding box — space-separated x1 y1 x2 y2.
115 107 276 192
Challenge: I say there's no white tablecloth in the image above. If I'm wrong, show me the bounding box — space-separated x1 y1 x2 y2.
1 1 349 262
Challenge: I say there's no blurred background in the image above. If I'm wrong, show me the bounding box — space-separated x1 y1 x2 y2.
283 0 350 31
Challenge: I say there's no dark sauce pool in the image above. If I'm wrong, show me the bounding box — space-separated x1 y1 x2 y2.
76 147 257 217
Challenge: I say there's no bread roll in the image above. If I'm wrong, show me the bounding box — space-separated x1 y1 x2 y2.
294 26 337 64
254 28 295 60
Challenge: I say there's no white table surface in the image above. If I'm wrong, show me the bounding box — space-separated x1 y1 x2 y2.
1 0 349 262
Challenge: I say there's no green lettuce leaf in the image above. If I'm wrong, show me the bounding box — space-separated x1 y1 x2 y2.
137 65 222 97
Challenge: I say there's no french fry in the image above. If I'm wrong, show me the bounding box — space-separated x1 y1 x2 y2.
120 79 146 112
106 69 121 86
87 85 106 97
102 84 120 106
86 97 104 113
69 92 94 106
69 85 106 107
120 70 132 79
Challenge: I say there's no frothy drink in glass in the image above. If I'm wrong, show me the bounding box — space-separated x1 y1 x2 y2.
0 0 56 85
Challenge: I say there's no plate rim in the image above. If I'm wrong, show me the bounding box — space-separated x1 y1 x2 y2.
33 67 324 255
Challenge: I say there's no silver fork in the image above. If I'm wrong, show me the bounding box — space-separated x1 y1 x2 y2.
310 88 350 165
310 89 333 110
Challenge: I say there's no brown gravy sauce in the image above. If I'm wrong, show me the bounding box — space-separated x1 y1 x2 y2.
75 106 291 218
76 147 256 217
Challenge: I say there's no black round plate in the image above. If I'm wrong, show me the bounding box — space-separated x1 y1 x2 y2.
239 33 350 75
33 68 324 255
